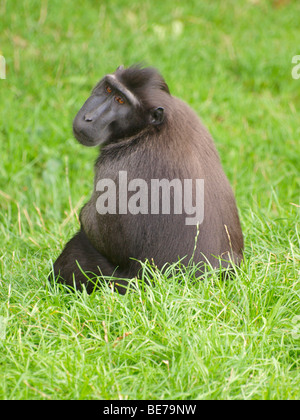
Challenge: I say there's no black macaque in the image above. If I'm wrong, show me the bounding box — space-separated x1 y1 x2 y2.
50 65 243 294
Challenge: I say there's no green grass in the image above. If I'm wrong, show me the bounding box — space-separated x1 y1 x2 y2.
0 0 299 400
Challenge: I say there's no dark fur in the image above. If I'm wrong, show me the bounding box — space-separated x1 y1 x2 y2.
50 65 243 294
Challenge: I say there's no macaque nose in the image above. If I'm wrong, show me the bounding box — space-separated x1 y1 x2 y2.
84 102 108 123
84 113 94 122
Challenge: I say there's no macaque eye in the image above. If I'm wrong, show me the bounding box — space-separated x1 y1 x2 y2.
106 85 112 93
115 95 125 105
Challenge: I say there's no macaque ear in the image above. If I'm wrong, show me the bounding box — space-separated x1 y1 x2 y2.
150 107 164 125
116 65 125 71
